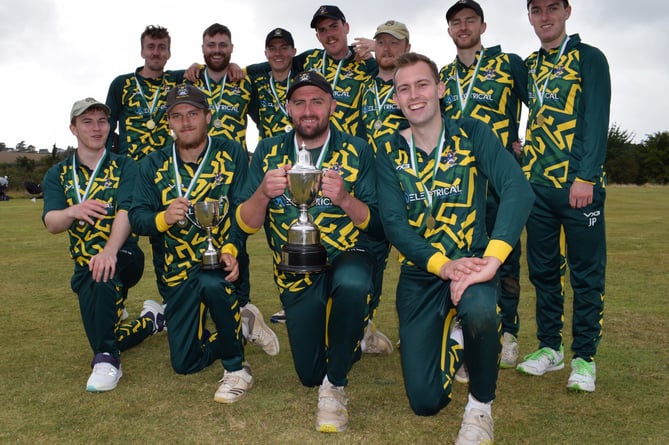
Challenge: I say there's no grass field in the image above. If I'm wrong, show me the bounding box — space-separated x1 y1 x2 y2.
0 185 667 444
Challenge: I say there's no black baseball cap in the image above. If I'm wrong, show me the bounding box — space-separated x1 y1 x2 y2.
265 27 294 47
286 71 333 99
166 84 209 113
310 5 346 29
527 0 569 7
446 0 484 22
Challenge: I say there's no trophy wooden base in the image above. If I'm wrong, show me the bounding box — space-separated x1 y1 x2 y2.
277 243 330 274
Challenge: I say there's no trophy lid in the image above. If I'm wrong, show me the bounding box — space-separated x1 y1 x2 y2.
292 142 319 172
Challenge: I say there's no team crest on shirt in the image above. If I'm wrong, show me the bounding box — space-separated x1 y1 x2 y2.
554 65 565 77
104 178 113 188
445 150 456 165
485 68 495 80
214 172 224 185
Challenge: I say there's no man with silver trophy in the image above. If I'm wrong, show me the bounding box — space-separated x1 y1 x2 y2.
237 70 383 433
129 84 254 404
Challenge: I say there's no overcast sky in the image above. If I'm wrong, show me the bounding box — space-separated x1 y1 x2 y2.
1 0 666 150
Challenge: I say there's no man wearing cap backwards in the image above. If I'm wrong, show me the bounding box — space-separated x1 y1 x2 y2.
440 0 529 375
187 23 279 358
42 98 165 392
516 0 610 394
237 71 382 433
129 84 253 404
246 5 377 140
375 52 534 444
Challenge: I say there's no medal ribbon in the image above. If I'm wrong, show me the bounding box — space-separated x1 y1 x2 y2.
408 125 446 223
204 68 227 118
134 75 162 120
269 71 291 119
172 136 213 201
321 52 345 92
532 35 570 108
454 47 485 115
373 79 394 121
293 131 332 169
72 151 106 204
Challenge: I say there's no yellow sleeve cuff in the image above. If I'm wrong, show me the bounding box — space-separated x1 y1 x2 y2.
354 208 371 230
427 252 450 276
155 211 170 232
575 177 595 185
483 239 513 263
236 205 261 235
220 243 238 258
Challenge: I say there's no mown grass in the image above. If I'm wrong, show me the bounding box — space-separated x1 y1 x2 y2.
0 185 667 444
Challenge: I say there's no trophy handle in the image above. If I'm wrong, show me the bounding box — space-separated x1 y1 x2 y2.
215 196 229 228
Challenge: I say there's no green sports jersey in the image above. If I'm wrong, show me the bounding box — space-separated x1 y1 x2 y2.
440 46 527 150
42 152 138 267
129 136 248 287
375 118 534 274
106 68 184 161
523 34 611 188
300 48 377 139
239 125 382 291
247 70 295 139
360 76 406 148
247 48 378 139
188 67 254 151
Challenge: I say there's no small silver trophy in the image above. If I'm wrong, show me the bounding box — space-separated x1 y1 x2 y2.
190 197 229 270
278 144 330 274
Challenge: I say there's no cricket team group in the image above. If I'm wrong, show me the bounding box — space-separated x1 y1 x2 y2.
42 0 610 442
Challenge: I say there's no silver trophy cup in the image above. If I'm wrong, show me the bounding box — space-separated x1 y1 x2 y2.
191 198 228 270
277 145 330 274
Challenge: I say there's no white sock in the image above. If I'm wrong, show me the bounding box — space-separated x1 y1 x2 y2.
450 322 464 346
465 393 492 416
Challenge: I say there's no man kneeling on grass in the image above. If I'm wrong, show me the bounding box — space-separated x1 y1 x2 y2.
42 97 165 392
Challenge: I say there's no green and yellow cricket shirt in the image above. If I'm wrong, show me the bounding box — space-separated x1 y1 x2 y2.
188 67 254 152
440 45 528 150
247 48 378 139
523 34 611 188
129 136 248 287
360 76 407 148
237 125 382 291
375 118 534 275
247 70 295 139
106 68 184 161
42 152 139 267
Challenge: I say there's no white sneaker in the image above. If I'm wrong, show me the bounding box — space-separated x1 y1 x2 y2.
567 358 596 392
140 299 166 334
214 364 254 404
316 378 348 433
500 332 519 369
270 308 286 324
242 303 280 356
455 408 494 445
361 321 394 355
86 353 122 392
516 345 564 376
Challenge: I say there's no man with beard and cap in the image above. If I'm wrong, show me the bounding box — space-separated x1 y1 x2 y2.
129 84 253 404
236 71 383 433
440 0 529 377
188 23 279 357
517 0 610 394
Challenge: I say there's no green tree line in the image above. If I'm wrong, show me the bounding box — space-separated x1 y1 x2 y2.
1 126 668 196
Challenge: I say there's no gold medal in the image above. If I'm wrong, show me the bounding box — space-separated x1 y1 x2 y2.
536 113 545 127
284 124 293 133
426 215 435 230
213 119 222 128
374 119 383 130
146 119 156 130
